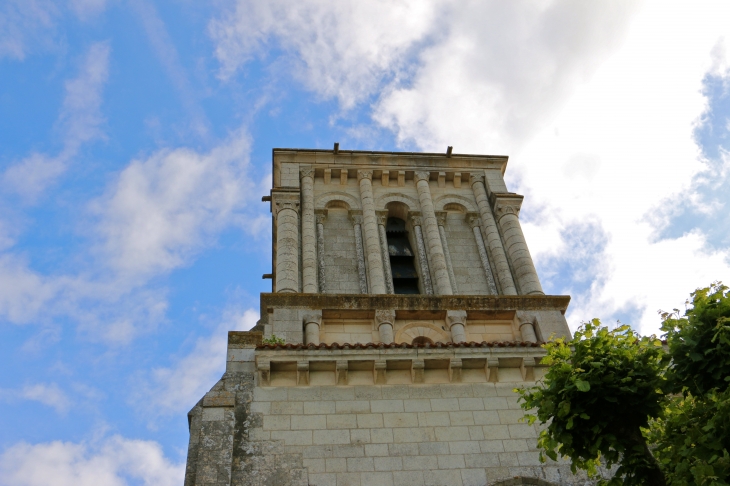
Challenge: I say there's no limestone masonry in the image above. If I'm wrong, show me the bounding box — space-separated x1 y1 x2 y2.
184 148 589 486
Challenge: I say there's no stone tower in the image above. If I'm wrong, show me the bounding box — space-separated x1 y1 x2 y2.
184 148 578 486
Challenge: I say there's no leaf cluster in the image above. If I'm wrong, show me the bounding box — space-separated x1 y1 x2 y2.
518 282 730 486
517 319 669 484
262 334 285 345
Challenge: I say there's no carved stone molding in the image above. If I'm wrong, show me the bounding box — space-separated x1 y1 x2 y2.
375 210 389 226
465 212 481 229
414 171 430 182
272 192 301 215
299 166 315 180
446 310 467 329
374 309 396 326
357 170 373 181
409 211 423 227
314 209 328 225
492 193 524 220
349 210 364 226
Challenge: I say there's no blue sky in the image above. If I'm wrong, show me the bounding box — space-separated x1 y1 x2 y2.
1 1 729 484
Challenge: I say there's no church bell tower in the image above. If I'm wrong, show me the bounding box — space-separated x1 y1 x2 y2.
184 147 576 486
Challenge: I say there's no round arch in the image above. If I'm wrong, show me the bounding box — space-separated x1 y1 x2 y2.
315 191 360 211
375 192 419 212
433 194 477 212
395 321 449 344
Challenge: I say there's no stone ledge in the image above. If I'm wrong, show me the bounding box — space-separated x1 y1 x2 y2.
260 293 570 314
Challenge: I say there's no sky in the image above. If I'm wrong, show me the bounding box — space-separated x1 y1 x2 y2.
1 0 729 484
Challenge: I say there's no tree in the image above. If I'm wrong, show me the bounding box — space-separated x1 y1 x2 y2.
517 283 730 486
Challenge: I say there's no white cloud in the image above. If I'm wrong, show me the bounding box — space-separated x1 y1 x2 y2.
91 128 256 281
137 308 258 416
1 42 110 202
0 0 58 60
209 0 443 109
0 383 71 414
0 436 183 486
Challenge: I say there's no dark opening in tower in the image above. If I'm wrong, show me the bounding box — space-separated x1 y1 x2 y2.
386 217 420 294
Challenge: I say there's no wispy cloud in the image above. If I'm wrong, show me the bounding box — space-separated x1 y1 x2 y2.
0 382 71 414
0 0 58 60
135 308 258 418
209 0 443 109
0 436 184 486
1 42 110 202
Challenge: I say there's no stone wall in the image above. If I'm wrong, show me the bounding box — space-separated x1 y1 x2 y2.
322 208 360 295
445 212 490 295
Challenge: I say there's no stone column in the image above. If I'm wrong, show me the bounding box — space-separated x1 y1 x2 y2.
466 213 498 295
315 210 327 293
350 211 368 294
357 170 386 294
469 174 517 295
447 310 467 343
409 214 433 296
300 167 317 293
435 211 458 295
493 193 544 295
304 314 321 345
376 211 395 294
414 171 453 295
272 192 300 293
375 309 395 344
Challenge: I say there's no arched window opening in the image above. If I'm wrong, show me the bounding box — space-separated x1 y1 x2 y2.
411 336 433 346
386 217 420 294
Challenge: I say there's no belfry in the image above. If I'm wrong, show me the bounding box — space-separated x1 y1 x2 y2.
184 148 578 486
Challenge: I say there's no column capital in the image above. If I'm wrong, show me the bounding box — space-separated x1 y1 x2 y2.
469 173 485 186
357 169 373 181
414 170 430 183
349 209 364 226
303 313 322 326
446 310 467 329
272 191 300 215
491 193 524 220
435 211 447 227
374 309 396 326
408 211 423 227
375 210 389 226
299 166 315 180
314 209 328 224
465 212 481 229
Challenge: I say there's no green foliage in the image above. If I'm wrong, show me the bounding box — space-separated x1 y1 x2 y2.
518 282 730 486
517 319 669 485
262 334 285 345
661 283 730 396
652 388 730 486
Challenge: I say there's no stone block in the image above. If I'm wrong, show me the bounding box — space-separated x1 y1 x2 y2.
479 439 505 453
434 426 470 442
448 441 481 454
326 414 357 429
473 410 500 425
417 411 450 427
304 400 335 415
313 429 350 445
335 400 370 414
263 415 290 430
350 429 371 445
423 469 463 486
270 430 313 446
303 458 325 473
503 439 529 452
449 411 475 426
392 426 435 443
356 413 383 429
370 399 404 413
417 441 449 455
346 457 374 472
335 472 361 486
460 468 487 486
403 399 431 412
291 414 325 430
388 443 419 456
364 443 389 457
360 471 395 486
370 428 394 443
458 398 484 411
374 456 403 471
402 455 435 471
271 401 304 415
464 452 501 468
430 398 459 411
201 407 226 422
325 457 347 472
383 412 418 428
508 423 538 439
308 473 336 486
393 470 425 486
437 454 466 469
482 425 510 440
